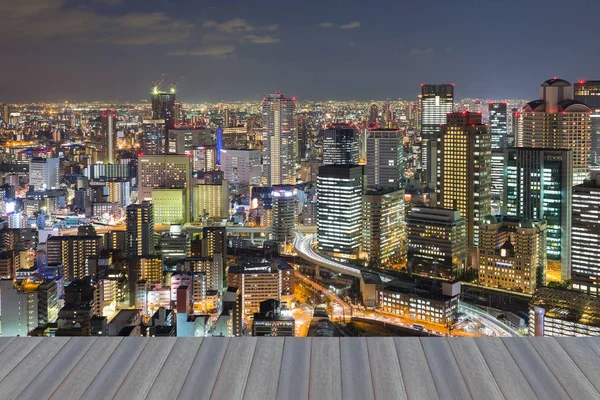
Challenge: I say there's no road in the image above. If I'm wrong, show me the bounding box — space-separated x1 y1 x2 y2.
295 271 352 317
460 303 523 337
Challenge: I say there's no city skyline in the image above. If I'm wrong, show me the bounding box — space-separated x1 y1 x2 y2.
2 0 600 102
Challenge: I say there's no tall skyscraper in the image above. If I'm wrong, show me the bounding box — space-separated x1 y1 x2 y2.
126 201 156 257
574 80 600 164
479 215 547 294
369 103 378 126
366 129 403 189
489 102 508 150
271 186 296 246
151 87 176 130
141 119 166 155
571 173 600 295
420 84 454 176
504 148 573 282
363 188 405 268
317 165 364 261
439 112 491 248
101 110 117 164
321 124 360 165
406 207 467 279
262 93 297 185
521 78 592 185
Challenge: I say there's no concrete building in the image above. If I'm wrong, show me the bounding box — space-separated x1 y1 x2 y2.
574 80 600 163
439 112 491 248
366 129 403 189
479 216 547 294
220 149 261 186
521 78 591 185
362 188 405 268
252 299 295 337
321 124 360 166
420 84 454 178
271 186 296 246
126 201 155 257
317 165 365 261
504 148 572 282
406 207 467 279
0 278 39 336
192 181 229 221
150 188 186 225
47 235 102 281
571 174 600 295
29 157 60 191
262 93 297 185
191 146 218 173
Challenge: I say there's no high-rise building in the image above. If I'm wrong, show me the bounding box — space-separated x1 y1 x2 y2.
47 235 102 282
571 174 600 295
574 80 600 163
366 129 403 189
321 124 360 165
420 84 454 173
271 186 296 245
29 157 60 191
141 120 166 155
488 102 508 150
511 108 521 147
0 279 39 336
521 78 591 185
317 165 364 261
363 188 405 268
490 149 505 211
192 181 229 221
191 145 218 173
479 215 547 294
151 188 187 225
369 103 378 126
101 110 117 164
126 201 156 257
406 207 467 279
167 128 213 155
439 112 491 248
220 149 262 186
151 87 176 131
504 148 573 282
262 93 297 185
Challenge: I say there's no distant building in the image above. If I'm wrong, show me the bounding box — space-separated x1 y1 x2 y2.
479 215 547 294
126 201 155 257
192 181 229 221
29 157 60 191
407 207 467 279
262 93 297 185
573 80 600 163
366 129 403 189
47 235 102 281
321 124 360 166
420 84 454 175
252 299 295 337
271 186 296 246
488 102 508 150
220 149 261 186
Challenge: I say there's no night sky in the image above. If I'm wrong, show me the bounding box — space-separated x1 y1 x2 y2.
2 0 600 103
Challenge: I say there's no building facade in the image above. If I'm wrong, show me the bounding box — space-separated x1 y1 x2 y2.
262 93 297 185
322 124 360 166
366 129 403 189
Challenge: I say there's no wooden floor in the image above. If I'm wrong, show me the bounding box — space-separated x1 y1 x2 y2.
0 337 598 399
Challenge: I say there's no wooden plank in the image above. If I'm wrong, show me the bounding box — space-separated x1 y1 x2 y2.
420 338 472 400
0 336 69 400
474 338 535 399
340 338 374 400
210 337 257 400
447 339 504 400
178 337 229 400
308 337 342 400
276 338 310 400
0 337 42 382
146 338 203 400
79 337 149 400
393 337 439 400
501 338 569 400
16 337 96 400
366 337 406 400
49 337 123 400
243 337 285 400
113 337 177 400
0 337 16 355
557 337 600 394
529 338 599 399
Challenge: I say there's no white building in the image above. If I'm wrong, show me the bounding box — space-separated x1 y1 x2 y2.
220 149 261 186
0 279 38 336
262 93 297 185
29 157 60 191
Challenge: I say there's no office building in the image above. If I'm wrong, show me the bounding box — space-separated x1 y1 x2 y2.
504 148 572 282
406 207 467 279
317 165 364 261
186 256 223 293
201 226 227 258
126 201 156 257
151 188 186 225
271 186 296 245
141 120 166 155
0 278 48 336
220 149 262 186
47 235 102 281
489 102 508 150
530 287 600 336
571 174 600 295
439 112 491 248
574 80 600 163
420 84 454 173
151 87 175 132
192 146 218 173
521 78 591 185
366 129 403 189
252 299 295 337
363 188 405 268
56 277 99 335
228 261 294 315
192 181 229 221
160 226 190 262
29 157 60 191
321 124 360 166
168 128 213 155
262 92 297 185
369 104 378 126
490 149 505 211
479 216 547 294
101 110 117 164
